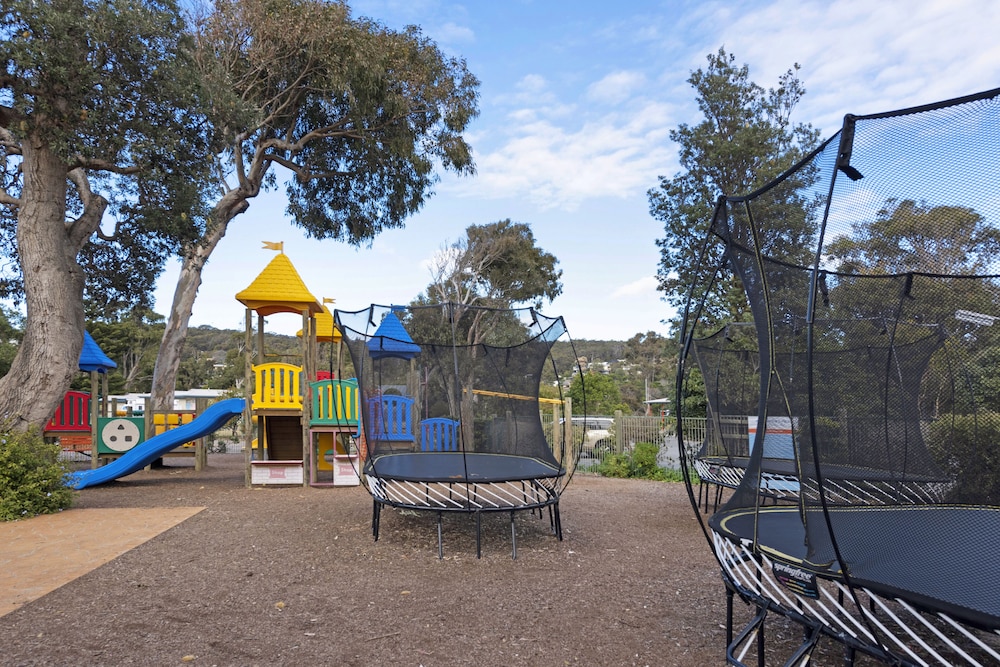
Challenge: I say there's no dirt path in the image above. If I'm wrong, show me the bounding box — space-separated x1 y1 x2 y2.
0 455 870 666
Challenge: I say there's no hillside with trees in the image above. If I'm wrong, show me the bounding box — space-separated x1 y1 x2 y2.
30 317 672 416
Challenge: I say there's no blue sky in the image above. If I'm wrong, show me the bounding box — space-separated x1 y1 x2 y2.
154 0 1000 341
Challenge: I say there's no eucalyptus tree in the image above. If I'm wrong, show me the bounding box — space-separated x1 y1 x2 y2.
416 219 562 348
411 219 562 420
149 0 479 410
425 220 562 311
649 47 821 329
0 0 211 427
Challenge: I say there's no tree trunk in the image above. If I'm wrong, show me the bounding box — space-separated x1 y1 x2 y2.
150 197 246 412
0 142 85 429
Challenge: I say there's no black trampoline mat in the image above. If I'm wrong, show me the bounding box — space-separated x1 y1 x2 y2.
711 504 1000 629
364 451 565 484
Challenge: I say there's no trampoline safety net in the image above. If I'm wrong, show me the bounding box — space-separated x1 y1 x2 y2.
678 87 1000 664
334 303 583 558
336 303 578 463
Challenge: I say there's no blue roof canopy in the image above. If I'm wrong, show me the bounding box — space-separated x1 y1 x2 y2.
367 309 421 360
79 331 117 373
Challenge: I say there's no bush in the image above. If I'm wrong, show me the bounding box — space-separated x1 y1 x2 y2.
595 442 669 481
927 411 1000 504
0 427 73 521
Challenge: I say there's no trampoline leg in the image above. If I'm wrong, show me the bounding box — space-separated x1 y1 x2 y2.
437 512 443 560
757 610 765 667
510 510 517 560
726 587 734 647
553 502 563 541
726 603 767 667
372 500 382 541
476 512 482 559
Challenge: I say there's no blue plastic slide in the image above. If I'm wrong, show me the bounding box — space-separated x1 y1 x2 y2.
68 397 246 490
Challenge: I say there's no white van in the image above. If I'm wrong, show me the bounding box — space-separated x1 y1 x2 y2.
571 416 613 453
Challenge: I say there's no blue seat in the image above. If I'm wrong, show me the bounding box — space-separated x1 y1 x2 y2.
367 395 415 443
420 418 460 452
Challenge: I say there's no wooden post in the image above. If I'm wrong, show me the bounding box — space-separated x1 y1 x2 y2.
301 308 311 488
551 401 563 462
564 398 577 476
90 370 100 469
244 308 253 487
195 397 209 471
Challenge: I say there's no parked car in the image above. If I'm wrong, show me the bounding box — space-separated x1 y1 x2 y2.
571 416 613 454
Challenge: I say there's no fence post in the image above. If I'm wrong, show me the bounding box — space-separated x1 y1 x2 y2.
614 409 623 452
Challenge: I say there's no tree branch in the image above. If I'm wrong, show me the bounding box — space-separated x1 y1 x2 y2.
66 168 109 251
67 154 142 175
0 125 20 152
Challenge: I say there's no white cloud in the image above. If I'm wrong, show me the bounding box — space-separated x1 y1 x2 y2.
453 80 680 210
433 21 474 44
612 275 659 299
704 0 1000 133
586 70 647 105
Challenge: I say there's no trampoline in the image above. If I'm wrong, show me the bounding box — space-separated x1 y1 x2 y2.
692 321 951 509
675 87 1000 665
336 303 583 558
710 505 1000 630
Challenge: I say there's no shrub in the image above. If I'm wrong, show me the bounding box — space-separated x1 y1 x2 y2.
595 442 669 481
927 411 1000 504
595 452 632 478
0 427 74 521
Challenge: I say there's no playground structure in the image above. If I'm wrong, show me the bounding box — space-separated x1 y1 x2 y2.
68 398 245 489
45 332 205 466
676 87 1000 665
335 302 584 558
44 331 117 465
236 245 360 487
42 331 242 488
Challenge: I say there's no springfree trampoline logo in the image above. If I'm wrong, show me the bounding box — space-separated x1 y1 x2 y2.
772 561 819 599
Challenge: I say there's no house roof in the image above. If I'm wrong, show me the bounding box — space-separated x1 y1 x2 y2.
235 252 323 317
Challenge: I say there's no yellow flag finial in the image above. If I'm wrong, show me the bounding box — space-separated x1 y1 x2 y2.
262 241 284 252
323 297 336 305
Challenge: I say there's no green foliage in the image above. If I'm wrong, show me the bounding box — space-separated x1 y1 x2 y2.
0 0 214 309
0 428 73 521
569 371 626 416
649 47 821 326
928 412 1000 504
423 219 562 310
198 0 479 247
0 306 24 378
595 442 669 481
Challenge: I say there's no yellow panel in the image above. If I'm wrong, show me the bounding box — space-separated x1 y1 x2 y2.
252 363 303 411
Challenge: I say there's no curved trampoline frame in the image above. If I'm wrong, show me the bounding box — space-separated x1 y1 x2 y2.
364 451 565 559
694 456 950 510
710 505 1000 666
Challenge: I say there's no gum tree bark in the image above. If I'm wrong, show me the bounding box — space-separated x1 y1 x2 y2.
0 142 101 427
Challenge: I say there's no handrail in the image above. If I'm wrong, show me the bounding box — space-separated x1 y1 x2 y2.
45 390 91 432
252 362 303 410
310 378 359 426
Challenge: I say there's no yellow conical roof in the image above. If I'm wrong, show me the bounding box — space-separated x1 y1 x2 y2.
235 251 323 317
298 303 342 343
